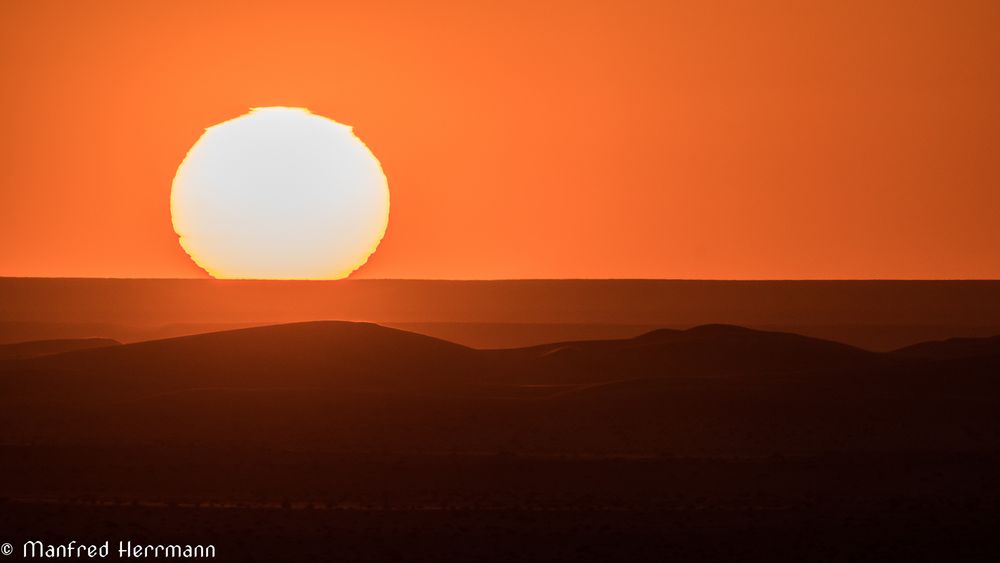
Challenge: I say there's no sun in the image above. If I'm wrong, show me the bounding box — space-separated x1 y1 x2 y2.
170 107 389 280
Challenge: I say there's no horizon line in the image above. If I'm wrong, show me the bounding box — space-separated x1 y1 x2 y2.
2 276 1000 282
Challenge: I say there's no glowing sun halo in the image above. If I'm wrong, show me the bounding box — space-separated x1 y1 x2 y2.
171 107 389 279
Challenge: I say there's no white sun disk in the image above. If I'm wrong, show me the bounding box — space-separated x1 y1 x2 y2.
171 107 389 279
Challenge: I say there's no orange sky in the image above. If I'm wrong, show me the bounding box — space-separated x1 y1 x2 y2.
1 0 998 279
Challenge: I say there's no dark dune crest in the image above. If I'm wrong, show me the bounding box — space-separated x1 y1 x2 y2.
0 337 120 361
4 278 1000 351
637 323 872 353
11 321 481 402
495 322 879 384
891 334 1000 360
38 320 474 363
641 323 756 337
16 321 998 381
1 320 1000 456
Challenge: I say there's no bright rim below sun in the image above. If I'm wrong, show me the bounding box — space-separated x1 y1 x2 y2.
170 107 389 280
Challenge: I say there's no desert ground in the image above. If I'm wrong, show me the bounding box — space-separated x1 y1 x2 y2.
1 280 999 561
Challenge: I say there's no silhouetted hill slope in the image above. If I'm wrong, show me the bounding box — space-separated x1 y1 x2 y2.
2 322 999 454
489 324 880 383
891 335 1000 360
3 278 1000 352
9 321 480 399
0 337 119 360
43 319 473 366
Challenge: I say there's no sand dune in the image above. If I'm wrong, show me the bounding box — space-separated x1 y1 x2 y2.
4 278 1000 351
891 334 1000 360
0 337 119 360
491 323 879 383
2 321 998 455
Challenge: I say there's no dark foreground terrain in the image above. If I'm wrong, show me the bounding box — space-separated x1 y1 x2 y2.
2 321 1000 561
2 452 999 562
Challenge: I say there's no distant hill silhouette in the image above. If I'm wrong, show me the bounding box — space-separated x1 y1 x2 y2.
891 335 1000 360
2 321 999 455
4 278 1000 351
491 324 879 383
0 337 119 360
15 321 479 398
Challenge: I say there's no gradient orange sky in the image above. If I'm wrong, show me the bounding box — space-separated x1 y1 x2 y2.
1 0 998 279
